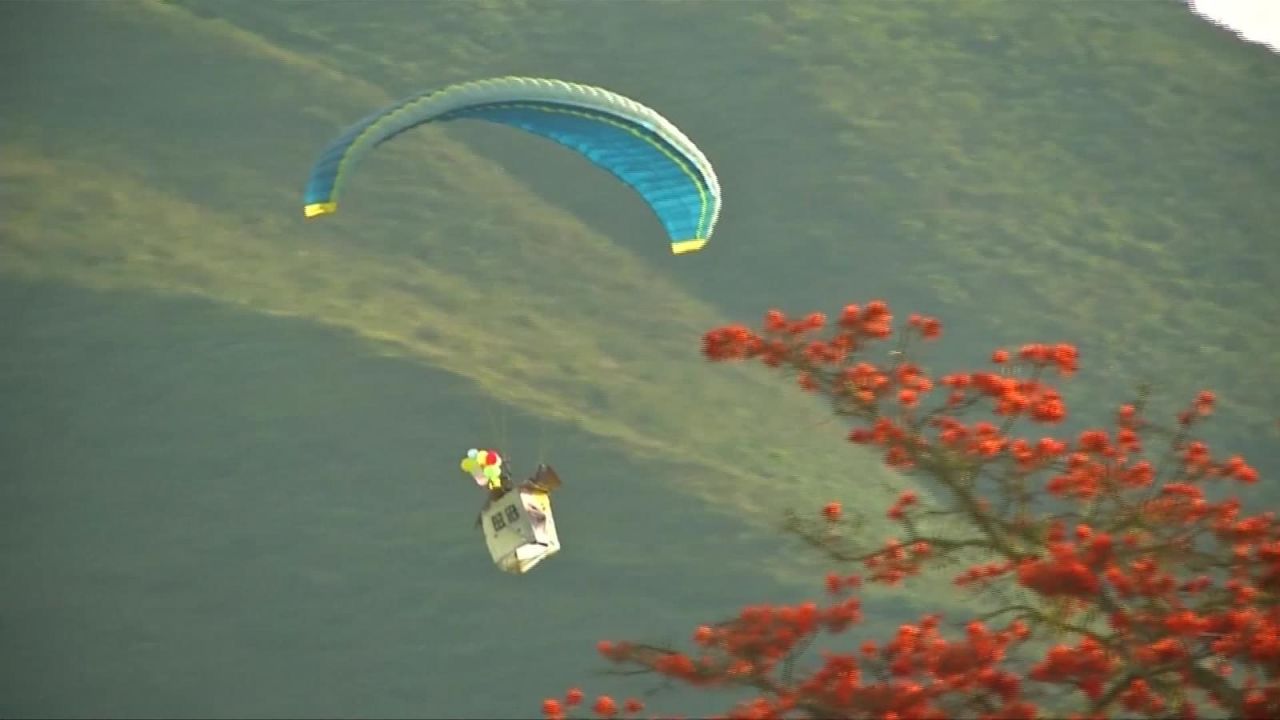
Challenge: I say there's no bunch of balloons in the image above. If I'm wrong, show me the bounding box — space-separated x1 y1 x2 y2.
460 448 503 489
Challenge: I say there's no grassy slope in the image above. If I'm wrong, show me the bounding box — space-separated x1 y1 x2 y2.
1 1 917 591
747 1 1280 433
3 0 1276 615
0 278 811 719
189 0 1279 459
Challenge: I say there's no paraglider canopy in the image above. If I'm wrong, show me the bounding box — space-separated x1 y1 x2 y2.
302 76 722 255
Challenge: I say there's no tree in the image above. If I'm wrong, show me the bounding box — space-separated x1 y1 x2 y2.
541 300 1277 720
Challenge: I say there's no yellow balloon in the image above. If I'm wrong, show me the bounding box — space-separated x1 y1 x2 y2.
476 450 489 465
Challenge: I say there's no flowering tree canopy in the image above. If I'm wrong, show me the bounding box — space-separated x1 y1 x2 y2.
541 300 1276 720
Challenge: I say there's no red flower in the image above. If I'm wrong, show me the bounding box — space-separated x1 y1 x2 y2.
592 695 617 718
1195 389 1216 413
804 311 827 330
693 625 715 646
838 304 862 327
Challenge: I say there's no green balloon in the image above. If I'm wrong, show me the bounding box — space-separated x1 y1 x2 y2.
461 458 479 473
484 464 501 478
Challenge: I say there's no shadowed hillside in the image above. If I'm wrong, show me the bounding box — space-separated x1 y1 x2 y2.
2 0 1276 716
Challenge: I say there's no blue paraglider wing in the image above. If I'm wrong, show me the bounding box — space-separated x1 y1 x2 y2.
302 77 721 254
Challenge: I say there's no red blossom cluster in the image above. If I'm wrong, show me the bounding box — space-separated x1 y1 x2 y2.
543 300 1276 719
860 536 932 586
573 599 1037 720
541 688 645 720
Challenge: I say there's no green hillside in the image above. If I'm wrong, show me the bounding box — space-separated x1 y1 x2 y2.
155 0 1278 451
3 0 903 534
2 0 1277 714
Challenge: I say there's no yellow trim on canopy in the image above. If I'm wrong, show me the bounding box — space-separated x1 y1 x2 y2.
304 202 338 219
671 237 708 255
